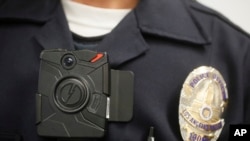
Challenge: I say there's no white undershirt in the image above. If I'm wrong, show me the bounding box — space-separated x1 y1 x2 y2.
61 0 132 37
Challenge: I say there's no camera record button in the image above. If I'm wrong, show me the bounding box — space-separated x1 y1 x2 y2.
54 78 90 113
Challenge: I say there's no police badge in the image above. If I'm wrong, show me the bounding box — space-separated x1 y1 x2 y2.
179 66 228 141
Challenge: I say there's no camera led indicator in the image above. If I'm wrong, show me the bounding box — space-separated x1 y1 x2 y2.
90 53 104 63
54 78 90 113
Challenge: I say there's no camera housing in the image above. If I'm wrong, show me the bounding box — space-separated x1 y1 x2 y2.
36 49 134 138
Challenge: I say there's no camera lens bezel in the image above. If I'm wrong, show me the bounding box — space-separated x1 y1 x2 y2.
61 54 76 70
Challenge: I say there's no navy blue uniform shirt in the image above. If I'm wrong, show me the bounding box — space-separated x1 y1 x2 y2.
0 0 250 141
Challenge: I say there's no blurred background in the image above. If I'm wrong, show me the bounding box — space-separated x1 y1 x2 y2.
197 0 250 35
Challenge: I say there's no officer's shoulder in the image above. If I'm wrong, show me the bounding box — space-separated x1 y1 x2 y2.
187 0 250 38
0 0 59 23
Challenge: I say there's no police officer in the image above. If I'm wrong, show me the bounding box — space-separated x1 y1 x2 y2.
0 0 250 141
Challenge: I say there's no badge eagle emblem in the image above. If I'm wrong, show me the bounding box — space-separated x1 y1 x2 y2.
179 66 228 141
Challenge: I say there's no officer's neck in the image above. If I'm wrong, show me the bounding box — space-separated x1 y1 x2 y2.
71 0 139 9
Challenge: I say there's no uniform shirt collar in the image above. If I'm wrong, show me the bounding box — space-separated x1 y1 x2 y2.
0 0 210 44
134 0 210 44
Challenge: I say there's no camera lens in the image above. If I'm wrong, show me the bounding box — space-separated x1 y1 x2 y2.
64 57 74 66
61 54 76 69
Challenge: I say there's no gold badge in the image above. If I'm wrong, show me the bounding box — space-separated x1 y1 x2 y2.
179 66 228 141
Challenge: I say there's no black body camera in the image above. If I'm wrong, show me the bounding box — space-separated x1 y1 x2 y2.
36 49 134 138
